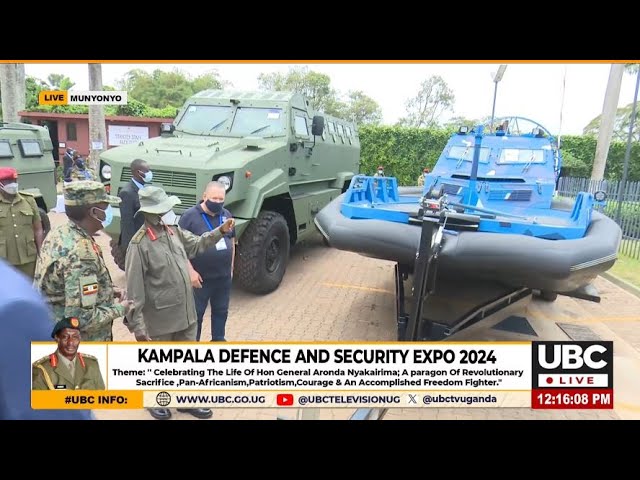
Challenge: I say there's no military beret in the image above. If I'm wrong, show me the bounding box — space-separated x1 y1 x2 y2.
0 167 18 181
51 317 81 338
64 180 121 207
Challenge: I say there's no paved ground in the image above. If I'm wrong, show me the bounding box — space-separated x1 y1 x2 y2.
46 211 640 421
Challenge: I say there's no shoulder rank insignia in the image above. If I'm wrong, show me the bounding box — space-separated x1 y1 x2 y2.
131 228 147 244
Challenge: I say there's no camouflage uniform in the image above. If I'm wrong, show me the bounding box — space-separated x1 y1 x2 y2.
70 165 96 182
34 181 123 341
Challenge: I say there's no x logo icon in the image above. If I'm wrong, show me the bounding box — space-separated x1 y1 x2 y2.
408 394 417 404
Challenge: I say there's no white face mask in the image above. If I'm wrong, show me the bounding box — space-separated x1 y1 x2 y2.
0 182 18 195
161 210 177 225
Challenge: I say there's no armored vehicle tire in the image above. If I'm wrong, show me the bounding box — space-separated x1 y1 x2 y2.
110 238 126 271
236 211 290 295
39 208 51 238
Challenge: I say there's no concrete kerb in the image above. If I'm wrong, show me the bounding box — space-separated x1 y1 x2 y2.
601 272 640 299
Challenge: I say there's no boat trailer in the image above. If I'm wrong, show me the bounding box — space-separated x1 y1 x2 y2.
395 204 601 342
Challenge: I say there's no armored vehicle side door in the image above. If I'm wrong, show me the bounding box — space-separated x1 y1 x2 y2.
289 107 312 181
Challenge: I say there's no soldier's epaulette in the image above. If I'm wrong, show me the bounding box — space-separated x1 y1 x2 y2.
19 190 35 197
130 228 147 244
81 353 97 360
33 355 50 366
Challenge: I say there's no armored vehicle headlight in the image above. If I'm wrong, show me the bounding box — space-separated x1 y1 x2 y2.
101 164 112 180
218 175 232 191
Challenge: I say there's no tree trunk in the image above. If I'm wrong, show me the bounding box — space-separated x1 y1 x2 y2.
591 64 625 180
87 63 107 177
0 64 26 123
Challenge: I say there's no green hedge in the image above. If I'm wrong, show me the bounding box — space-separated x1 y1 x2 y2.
358 126 640 185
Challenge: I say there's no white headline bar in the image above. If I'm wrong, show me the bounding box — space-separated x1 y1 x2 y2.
106 343 532 391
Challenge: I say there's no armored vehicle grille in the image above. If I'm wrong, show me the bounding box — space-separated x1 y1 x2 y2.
169 192 197 208
120 168 197 189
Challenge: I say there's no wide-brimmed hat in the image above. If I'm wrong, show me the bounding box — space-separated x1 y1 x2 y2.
137 186 181 214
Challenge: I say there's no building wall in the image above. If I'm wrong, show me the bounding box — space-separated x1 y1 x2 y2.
57 118 90 158
57 119 164 159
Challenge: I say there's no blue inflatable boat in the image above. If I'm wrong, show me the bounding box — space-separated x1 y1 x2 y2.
315 118 622 297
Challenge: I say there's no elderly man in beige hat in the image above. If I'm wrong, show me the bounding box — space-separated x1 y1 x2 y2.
124 185 234 420
34 181 132 341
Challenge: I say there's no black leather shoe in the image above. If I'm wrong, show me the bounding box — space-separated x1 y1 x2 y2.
148 408 171 420
177 408 213 419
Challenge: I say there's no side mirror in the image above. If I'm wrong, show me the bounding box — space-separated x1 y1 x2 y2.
311 115 325 136
161 123 175 135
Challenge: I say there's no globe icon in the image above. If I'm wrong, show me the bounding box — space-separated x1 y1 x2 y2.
156 391 172 407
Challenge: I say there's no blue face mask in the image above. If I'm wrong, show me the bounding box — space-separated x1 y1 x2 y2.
94 205 113 229
141 170 153 184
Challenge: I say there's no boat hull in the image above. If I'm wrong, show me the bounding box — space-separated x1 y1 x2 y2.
314 190 622 294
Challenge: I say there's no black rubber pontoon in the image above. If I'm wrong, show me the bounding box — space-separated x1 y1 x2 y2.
314 190 622 295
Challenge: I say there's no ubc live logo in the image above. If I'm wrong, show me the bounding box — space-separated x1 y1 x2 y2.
531 341 613 389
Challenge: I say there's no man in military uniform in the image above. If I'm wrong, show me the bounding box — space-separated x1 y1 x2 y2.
0 167 44 278
70 157 96 181
32 317 105 391
125 186 234 420
34 181 132 341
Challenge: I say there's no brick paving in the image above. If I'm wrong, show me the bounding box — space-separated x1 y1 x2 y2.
45 211 640 421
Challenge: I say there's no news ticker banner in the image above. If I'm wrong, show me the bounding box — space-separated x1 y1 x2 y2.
38 90 128 106
30 341 614 410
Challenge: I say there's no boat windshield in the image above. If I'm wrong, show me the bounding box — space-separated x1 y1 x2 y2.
447 146 491 164
498 149 546 164
229 107 286 137
176 105 233 133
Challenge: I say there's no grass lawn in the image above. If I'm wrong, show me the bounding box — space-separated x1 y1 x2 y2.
609 253 640 289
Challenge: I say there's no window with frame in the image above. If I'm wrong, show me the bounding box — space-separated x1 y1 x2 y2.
66 122 77 141
294 114 308 136
0 140 13 158
18 139 43 157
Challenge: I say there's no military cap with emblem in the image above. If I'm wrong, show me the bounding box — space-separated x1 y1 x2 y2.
51 316 81 338
64 180 121 207
0 166 18 181
137 185 181 214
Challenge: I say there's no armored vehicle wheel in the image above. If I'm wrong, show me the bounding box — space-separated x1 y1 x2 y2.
110 238 126 271
38 208 51 238
236 211 290 294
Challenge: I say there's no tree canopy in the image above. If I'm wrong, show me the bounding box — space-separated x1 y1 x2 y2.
257 66 383 126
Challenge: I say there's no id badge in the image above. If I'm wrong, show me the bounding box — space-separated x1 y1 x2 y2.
215 238 227 251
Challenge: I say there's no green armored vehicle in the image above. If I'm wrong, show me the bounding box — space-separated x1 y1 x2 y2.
99 90 360 294
0 122 57 235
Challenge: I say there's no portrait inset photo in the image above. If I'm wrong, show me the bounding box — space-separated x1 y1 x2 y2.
31 317 107 391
